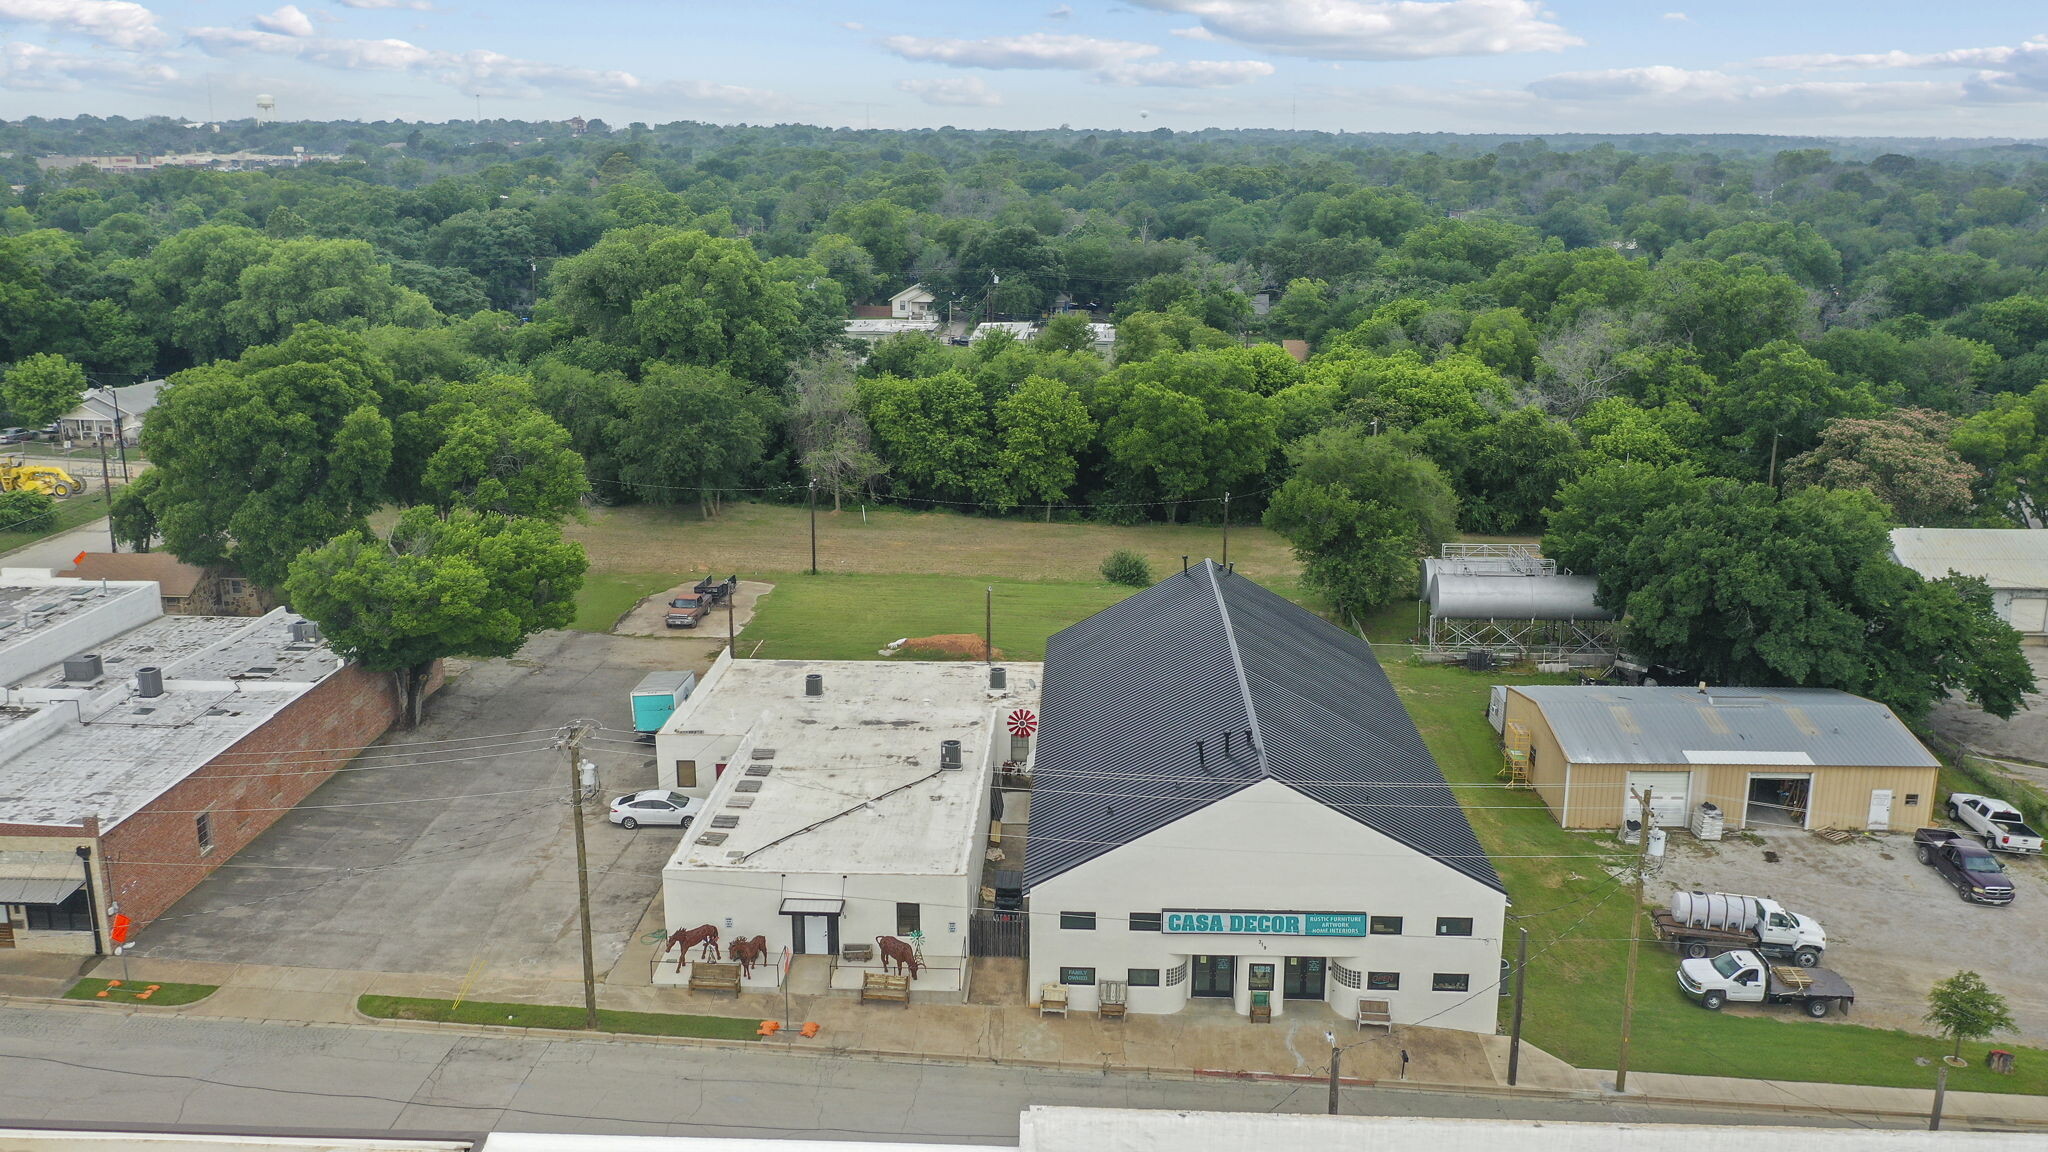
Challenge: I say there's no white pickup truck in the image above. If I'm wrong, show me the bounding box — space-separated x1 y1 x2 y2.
1677 949 1856 1018
1949 793 2045 855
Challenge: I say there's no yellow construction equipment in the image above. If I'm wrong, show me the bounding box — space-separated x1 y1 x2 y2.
0 454 86 497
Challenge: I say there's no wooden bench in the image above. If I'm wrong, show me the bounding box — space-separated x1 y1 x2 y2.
1039 983 1069 1017
688 963 741 997
861 972 910 1007
1098 980 1127 1020
1356 998 1392 1030
840 944 874 963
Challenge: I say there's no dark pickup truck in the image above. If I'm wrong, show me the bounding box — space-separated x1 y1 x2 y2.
1916 828 2015 905
664 594 709 628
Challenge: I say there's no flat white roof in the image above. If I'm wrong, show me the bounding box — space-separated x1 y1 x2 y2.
1891 527 2048 591
665 659 1040 877
0 602 343 829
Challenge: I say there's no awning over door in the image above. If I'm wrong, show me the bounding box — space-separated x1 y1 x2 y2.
779 898 845 915
0 851 86 905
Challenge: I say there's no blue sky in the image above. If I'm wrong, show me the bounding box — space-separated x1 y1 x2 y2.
4 0 2048 136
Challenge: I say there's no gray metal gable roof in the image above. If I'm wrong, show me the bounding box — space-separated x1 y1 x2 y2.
1024 561 1502 893
1512 686 1939 768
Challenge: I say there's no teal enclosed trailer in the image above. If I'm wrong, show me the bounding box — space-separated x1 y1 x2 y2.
630 670 698 738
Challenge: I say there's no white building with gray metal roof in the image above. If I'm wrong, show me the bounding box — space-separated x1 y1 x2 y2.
1891 527 2048 640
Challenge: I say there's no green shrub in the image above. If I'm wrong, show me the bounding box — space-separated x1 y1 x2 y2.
1100 548 1153 587
0 489 57 534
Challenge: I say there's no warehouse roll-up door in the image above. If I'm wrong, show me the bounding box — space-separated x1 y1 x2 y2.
1623 771 1692 827
2007 596 2048 636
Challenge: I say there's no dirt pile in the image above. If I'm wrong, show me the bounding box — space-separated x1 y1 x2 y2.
895 633 1002 660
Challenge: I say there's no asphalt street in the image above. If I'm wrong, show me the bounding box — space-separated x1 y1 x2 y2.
0 1008 1909 1141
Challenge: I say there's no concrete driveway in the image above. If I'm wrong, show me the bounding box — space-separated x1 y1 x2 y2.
612 579 772 639
1660 826 2048 1042
134 630 717 983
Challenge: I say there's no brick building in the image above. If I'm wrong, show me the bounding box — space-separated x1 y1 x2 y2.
0 568 433 953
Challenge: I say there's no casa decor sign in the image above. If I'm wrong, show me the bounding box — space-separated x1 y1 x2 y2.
1162 910 1368 937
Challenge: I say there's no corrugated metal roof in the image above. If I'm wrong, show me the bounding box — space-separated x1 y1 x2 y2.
1024 561 1502 893
1512 686 1938 768
1890 528 2048 591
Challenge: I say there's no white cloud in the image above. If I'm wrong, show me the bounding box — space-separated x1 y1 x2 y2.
1662 11 1688 21
1756 37 2048 101
837 21 864 32
186 25 781 108
1529 65 1742 100
0 0 162 50
1170 25 1218 40
1 37 175 89
1528 64 1961 114
337 0 434 10
1128 0 1580 60
899 76 1002 106
1101 58 1276 87
1046 4 1072 17
252 4 315 37
881 32 1159 71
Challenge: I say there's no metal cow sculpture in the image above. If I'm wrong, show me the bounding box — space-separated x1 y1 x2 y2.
726 934 769 977
663 924 720 972
876 935 922 979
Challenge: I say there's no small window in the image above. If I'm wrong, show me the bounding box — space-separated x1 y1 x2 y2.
1127 968 1161 987
195 811 214 854
1367 971 1401 991
1128 912 1162 932
1905 793 1921 806
1435 917 1473 937
1060 911 1096 930
675 760 698 787
896 902 921 936
1432 973 1470 992
1060 967 1096 986
1369 915 1403 935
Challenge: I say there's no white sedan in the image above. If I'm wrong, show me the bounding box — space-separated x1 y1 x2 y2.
608 789 703 830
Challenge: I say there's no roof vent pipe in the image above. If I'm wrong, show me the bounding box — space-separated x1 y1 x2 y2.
940 740 963 770
805 673 823 697
1222 730 1232 757
1196 740 1207 774
136 666 163 698
1182 556 1189 575
990 666 1006 690
64 653 104 682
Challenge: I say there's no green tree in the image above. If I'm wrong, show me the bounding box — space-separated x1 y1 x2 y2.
1092 349 1278 514
790 354 885 511
1924 971 2017 1058
1 352 87 427
0 489 56 534
284 507 585 727
419 387 587 519
1036 313 1096 355
991 375 1094 510
1782 409 1977 526
1265 427 1458 613
139 326 398 587
1705 340 1880 476
1100 548 1152 587
1952 384 2048 526
858 370 997 504
618 362 777 516
1642 258 1808 373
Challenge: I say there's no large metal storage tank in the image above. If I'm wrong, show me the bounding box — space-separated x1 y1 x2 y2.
1429 574 1611 620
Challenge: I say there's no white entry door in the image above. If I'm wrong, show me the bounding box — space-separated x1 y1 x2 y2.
1624 771 1692 827
1867 789 1894 831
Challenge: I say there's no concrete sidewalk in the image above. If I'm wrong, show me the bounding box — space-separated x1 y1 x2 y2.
16 948 2040 1131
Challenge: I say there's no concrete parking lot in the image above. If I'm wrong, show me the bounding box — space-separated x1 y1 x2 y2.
135 630 715 984
1661 825 2048 1042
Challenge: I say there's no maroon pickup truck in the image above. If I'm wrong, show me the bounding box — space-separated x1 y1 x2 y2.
1916 828 2016 905
664 594 709 628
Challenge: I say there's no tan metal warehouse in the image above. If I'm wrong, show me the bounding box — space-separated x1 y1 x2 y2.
1500 685 1940 833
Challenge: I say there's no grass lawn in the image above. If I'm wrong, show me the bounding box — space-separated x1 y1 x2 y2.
566 501 1300 586
571 570 676 632
359 994 760 1040
730 571 1144 662
66 978 217 1006
0 492 108 555
1386 660 2048 1095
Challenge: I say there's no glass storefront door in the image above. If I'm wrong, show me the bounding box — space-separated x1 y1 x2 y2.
1190 955 1234 997
1284 956 1327 1000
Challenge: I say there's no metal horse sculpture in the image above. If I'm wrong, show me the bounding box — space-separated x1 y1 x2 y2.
875 935 922 979
726 934 769 977
664 924 721 972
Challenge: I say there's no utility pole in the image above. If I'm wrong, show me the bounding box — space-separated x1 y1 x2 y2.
1614 787 1652 1092
1221 491 1230 568
1930 1062 1951 1131
727 583 737 654
984 585 993 664
807 478 819 575
96 383 131 487
97 433 116 553
562 719 600 1030
1326 1032 1343 1115
1767 432 1781 488
1507 926 1529 1086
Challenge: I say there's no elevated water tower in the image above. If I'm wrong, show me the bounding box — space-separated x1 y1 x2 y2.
255 93 275 122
